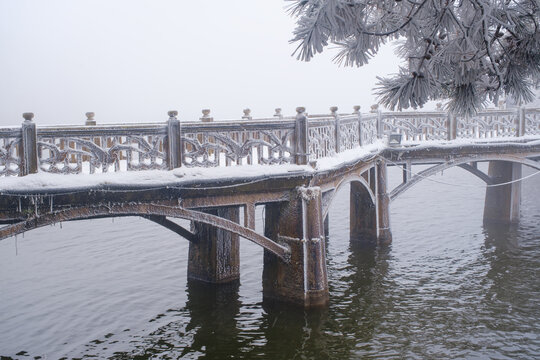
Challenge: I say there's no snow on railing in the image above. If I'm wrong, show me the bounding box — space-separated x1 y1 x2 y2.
1 106 540 177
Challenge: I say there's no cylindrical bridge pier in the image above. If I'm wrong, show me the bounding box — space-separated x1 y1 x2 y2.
484 161 522 224
263 187 329 307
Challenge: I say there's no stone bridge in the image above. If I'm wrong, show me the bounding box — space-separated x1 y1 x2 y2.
1 106 539 307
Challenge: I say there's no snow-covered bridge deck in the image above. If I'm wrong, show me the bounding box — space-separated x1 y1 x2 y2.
1 106 540 307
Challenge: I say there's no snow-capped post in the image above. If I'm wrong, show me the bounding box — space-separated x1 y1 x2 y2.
242 108 252 120
167 110 182 170
85 112 96 126
371 104 383 138
200 109 213 122
21 112 38 176
294 107 308 165
517 107 525 137
331 106 340 154
273 108 283 119
447 112 457 140
354 105 362 146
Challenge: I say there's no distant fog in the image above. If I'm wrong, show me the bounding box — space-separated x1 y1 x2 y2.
0 1 426 126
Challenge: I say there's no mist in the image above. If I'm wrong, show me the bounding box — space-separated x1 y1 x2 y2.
0 0 399 126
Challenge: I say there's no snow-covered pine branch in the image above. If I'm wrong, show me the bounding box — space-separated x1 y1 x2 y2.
288 0 540 115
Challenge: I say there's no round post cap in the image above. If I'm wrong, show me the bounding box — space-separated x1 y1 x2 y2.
22 112 34 121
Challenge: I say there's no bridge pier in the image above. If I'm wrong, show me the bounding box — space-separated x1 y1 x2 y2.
262 187 329 307
324 215 329 238
188 207 240 283
377 160 392 244
484 161 521 224
350 181 377 243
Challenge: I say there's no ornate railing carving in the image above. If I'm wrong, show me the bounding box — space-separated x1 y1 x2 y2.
37 126 168 174
2 106 540 177
0 128 22 176
339 116 360 151
359 114 378 146
457 110 517 139
182 120 295 167
525 109 540 136
380 112 448 141
308 118 337 159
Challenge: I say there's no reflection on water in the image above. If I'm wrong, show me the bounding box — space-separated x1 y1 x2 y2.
1 165 539 359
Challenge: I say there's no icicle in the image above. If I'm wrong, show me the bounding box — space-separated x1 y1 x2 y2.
18 198 21 213
50 195 53 213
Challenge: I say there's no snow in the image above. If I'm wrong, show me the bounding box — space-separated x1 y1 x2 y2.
0 165 314 194
397 135 540 150
314 140 386 170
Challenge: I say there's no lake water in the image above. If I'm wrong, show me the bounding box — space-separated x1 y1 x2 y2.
1 164 539 359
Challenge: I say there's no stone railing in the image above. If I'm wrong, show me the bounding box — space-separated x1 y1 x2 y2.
1 106 540 177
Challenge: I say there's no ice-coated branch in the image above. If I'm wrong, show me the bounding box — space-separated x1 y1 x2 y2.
288 0 540 115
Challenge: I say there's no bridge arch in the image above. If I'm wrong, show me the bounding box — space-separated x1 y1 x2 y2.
322 172 376 219
0 203 290 261
390 155 540 201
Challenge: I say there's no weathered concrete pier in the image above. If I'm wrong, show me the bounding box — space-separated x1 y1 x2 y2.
1 106 539 307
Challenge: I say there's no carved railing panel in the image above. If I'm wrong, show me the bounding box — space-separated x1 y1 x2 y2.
380 112 448 141
181 121 295 167
0 128 22 176
37 126 168 174
360 115 378 146
339 116 360 151
457 111 517 139
525 108 540 136
456 116 477 139
308 118 336 159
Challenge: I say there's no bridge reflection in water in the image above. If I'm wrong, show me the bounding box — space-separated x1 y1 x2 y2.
1 106 539 307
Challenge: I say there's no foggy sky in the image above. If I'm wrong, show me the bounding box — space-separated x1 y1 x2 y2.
0 0 400 126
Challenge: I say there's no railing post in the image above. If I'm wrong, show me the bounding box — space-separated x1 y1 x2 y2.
295 107 308 165
167 110 182 170
447 112 457 140
200 109 213 122
354 105 362 146
242 108 252 120
331 106 340 153
517 107 525 137
21 112 38 176
371 104 383 138
85 112 96 126
274 108 283 119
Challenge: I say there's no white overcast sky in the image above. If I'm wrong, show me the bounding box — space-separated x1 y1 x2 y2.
0 0 402 126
